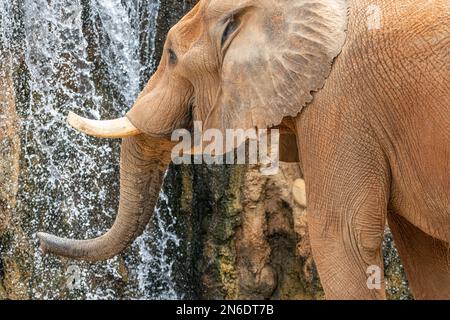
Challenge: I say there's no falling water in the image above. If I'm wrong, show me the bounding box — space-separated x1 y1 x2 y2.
1 0 184 299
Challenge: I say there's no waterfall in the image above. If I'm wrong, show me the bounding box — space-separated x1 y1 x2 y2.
1 0 183 300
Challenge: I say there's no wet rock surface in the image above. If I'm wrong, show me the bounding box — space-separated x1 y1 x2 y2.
0 51 22 300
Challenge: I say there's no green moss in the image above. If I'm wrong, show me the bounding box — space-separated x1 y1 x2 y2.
217 246 238 299
384 232 413 300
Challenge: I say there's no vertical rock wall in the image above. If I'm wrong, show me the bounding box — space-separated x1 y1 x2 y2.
0 51 22 300
178 163 325 300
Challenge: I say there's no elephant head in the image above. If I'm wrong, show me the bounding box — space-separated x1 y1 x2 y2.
37 0 348 261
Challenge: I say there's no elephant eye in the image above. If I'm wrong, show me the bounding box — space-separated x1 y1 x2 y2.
222 15 240 47
168 48 177 65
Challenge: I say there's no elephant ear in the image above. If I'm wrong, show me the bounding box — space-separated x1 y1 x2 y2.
204 0 349 132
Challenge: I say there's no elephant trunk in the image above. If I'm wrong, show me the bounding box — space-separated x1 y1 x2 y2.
37 135 174 261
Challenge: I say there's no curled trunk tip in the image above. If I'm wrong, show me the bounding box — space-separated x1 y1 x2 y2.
36 136 171 261
37 232 62 256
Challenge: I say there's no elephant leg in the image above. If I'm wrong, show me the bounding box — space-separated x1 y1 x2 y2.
305 178 388 299
300 151 390 299
387 212 450 300
296 112 390 299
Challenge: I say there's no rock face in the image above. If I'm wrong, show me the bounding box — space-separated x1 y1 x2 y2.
0 51 22 300
0 0 411 300
178 163 324 299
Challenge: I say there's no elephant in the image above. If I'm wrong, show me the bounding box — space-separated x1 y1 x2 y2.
37 0 450 300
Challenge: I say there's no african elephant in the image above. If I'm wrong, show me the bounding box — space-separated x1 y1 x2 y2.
37 0 450 300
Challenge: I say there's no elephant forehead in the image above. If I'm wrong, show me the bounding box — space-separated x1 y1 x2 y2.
205 0 257 16
169 0 279 53
169 9 204 52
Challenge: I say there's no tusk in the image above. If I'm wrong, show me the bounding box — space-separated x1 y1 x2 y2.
67 111 141 139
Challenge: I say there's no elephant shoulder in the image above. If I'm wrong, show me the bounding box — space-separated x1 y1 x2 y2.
346 0 449 63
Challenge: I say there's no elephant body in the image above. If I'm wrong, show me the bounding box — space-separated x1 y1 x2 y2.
296 0 450 299
38 0 450 299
